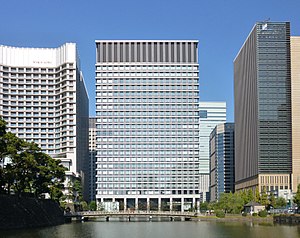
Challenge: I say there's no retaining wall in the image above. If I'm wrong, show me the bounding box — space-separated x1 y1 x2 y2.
0 194 64 230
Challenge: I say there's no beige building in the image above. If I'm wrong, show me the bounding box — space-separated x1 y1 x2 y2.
291 36 300 193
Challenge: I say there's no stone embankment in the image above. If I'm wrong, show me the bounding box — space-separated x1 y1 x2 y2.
273 214 300 224
0 194 64 230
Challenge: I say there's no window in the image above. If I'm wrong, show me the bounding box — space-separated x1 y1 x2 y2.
199 110 207 118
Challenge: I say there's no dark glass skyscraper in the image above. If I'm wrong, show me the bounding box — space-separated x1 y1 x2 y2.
234 22 292 193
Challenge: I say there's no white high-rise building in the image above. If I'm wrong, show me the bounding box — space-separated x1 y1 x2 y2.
0 43 89 198
199 102 226 202
95 40 200 211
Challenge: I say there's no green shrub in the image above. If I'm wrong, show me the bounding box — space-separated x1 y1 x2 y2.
242 212 247 217
252 213 258 217
215 210 225 218
258 210 268 217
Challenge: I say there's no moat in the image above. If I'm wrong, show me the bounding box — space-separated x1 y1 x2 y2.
1 220 299 238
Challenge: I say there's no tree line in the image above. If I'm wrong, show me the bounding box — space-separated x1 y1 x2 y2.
0 117 66 201
200 187 294 214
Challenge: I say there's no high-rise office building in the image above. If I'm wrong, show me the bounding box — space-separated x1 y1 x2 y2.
0 43 89 198
199 102 226 201
291 36 300 193
95 40 199 211
209 123 235 202
88 117 97 202
234 22 292 193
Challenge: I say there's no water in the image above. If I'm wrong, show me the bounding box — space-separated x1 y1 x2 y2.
1 220 299 238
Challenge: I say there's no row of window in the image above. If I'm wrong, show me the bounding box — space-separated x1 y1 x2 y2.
1 63 74 72
2 95 75 101
98 124 197 129
96 98 198 104
15 133 74 140
97 112 198 117
97 78 198 84
100 138 198 143
98 165 197 170
2 84 75 93
97 92 198 98
96 131 199 136
99 144 197 150
1 72 74 78
98 150 198 156
96 65 198 71
96 190 199 195
98 157 199 162
97 170 198 175
1 79 75 88
99 176 197 182
97 86 198 91
98 185 197 190
99 118 197 123
96 72 198 77
3 117 74 123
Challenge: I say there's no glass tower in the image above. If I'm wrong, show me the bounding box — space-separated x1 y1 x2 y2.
95 40 199 211
234 22 292 193
209 123 235 202
199 102 226 202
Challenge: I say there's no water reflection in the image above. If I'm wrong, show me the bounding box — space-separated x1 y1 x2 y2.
1 221 299 238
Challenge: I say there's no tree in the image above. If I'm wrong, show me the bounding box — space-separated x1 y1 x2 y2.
269 192 276 208
231 193 244 213
0 117 8 163
207 201 217 211
33 149 66 199
275 197 286 208
199 201 209 212
218 193 231 213
62 178 83 204
255 187 260 203
246 189 255 203
0 117 66 198
73 179 83 202
259 187 269 206
238 190 247 204
80 201 88 211
218 192 244 214
5 135 37 195
293 184 300 206
89 201 97 211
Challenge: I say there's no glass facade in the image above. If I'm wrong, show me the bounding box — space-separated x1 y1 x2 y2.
199 102 226 201
209 123 235 202
95 40 200 211
256 22 292 173
234 22 292 192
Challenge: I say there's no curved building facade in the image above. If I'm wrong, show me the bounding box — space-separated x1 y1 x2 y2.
0 43 89 195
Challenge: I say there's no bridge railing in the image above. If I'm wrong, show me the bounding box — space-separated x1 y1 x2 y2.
76 210 197 216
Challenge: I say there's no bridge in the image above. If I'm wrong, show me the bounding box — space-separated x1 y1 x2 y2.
65 211 199 222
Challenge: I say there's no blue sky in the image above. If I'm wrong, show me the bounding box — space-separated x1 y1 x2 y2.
1 0 300 121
